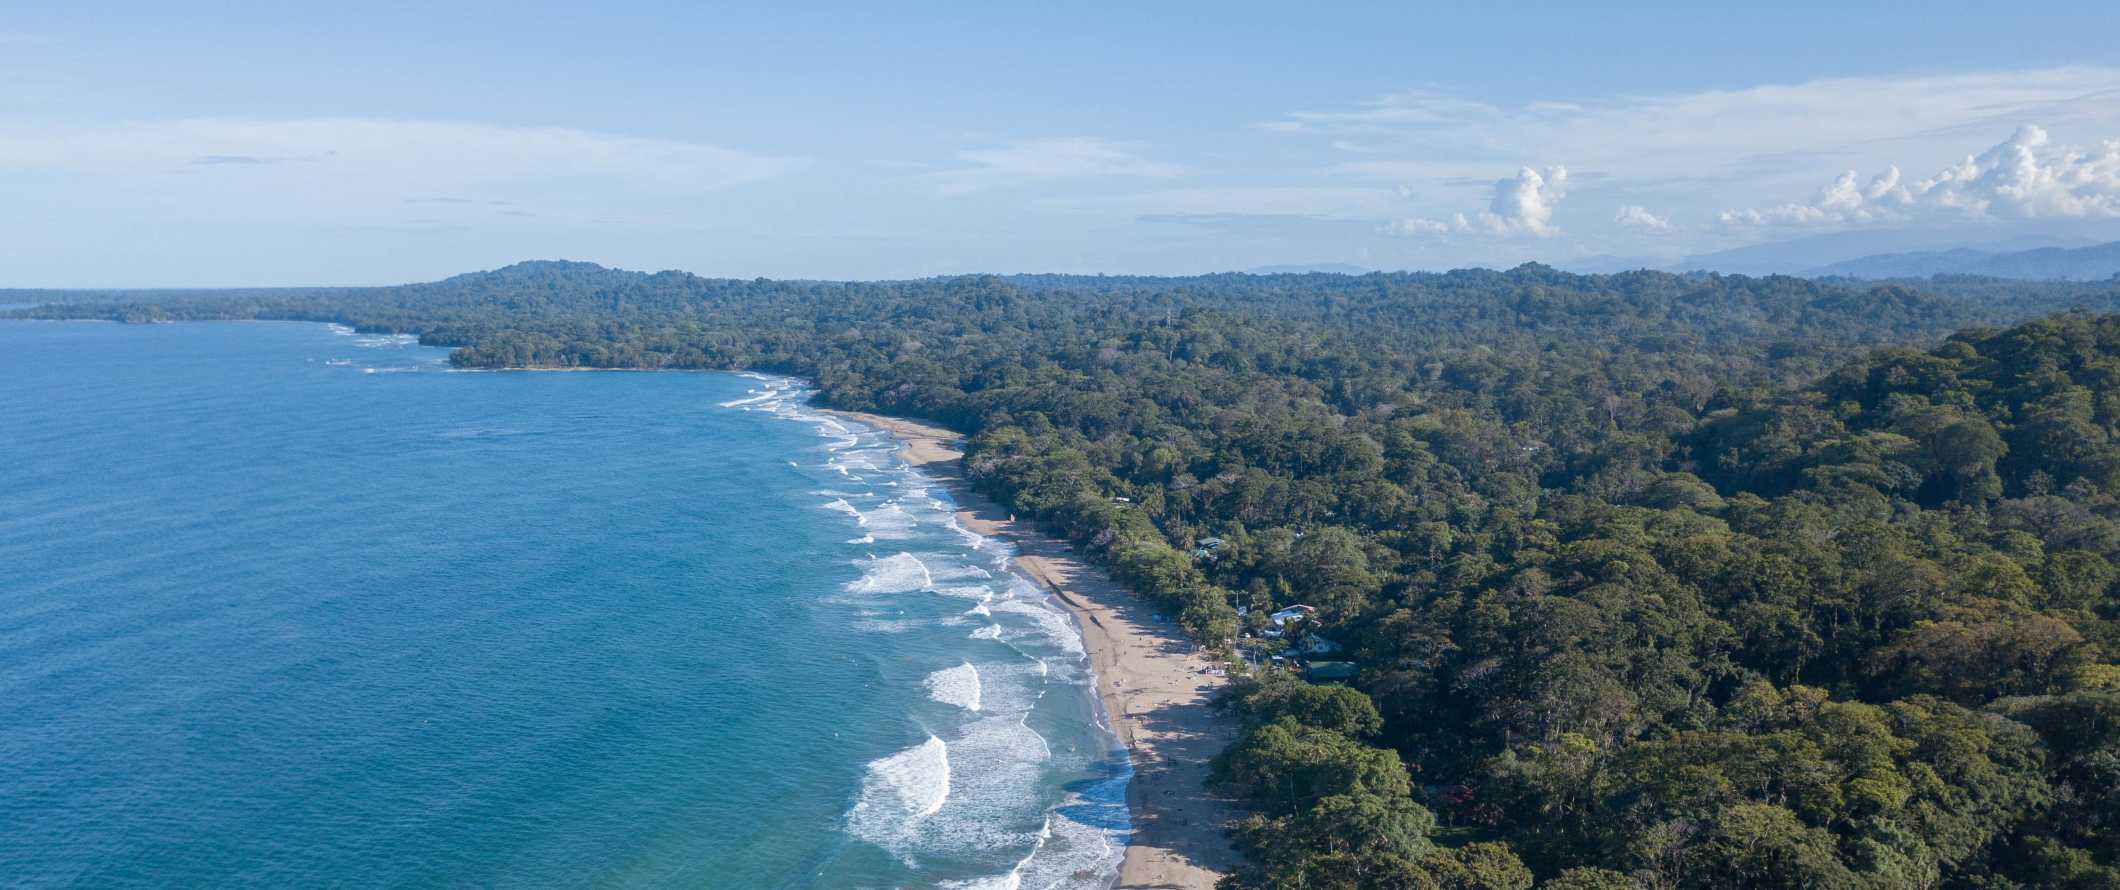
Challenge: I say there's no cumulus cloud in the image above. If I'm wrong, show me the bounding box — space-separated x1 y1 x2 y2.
1268 67 2120 250
1613 205 1671 231
936 137 1187 195
1720 125 2120 227
1389 166 1569 238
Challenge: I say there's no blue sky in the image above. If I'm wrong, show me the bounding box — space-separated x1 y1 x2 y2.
5 1 2120 286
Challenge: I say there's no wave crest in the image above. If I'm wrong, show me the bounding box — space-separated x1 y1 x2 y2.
925 662 983 712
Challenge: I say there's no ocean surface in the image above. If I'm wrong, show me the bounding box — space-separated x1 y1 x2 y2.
0 320 1127 888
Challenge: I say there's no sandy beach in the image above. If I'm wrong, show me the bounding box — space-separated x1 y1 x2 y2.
824 410 1240 890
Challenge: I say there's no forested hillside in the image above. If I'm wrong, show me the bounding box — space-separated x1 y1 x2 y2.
17 262 2120 888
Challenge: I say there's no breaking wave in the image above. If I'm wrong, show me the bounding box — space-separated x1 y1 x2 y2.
926 662 983 711
847 735 952 850
847 552 935 594
719 374 1126 888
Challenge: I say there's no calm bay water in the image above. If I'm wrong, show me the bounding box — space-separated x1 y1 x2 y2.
0 321 1125 888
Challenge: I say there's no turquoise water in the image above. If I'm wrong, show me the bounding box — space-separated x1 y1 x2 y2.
0 321 1126 888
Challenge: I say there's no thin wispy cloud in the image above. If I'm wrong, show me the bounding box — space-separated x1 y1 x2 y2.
934 137 1186 195
1032 185 1398 220
1275 67 2120 177
1266 88 1501 134
0 118 801 225
189 153 323 166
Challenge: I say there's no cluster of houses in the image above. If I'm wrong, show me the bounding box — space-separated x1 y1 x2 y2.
1193 535 1358 682
1237 602 1355 682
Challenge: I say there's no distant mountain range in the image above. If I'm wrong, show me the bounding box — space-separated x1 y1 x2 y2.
1551 227 2120 281
1805 241 2120 280
1670 227 2120 277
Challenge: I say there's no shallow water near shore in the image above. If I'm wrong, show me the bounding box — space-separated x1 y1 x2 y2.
0 321 1126 888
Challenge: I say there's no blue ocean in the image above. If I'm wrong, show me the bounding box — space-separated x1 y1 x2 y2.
0 320 1127 888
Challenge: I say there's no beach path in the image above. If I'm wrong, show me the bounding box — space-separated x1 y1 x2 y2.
824 410 1241 890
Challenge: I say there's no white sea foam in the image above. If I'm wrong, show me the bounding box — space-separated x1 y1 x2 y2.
855 616 922 634
846 552 934 594
990 599 1087 657
928 715 1053 843
940 872 1022 890
857 502 918 538
951 752 1130 890
718 388 782 408
851 718 1059 866
935 584 997 604
1015 802 1127 890
963 660 1041 715
925 662 983 711
847 735 952 849
944 514 989 550
822 498 865 524
915 555 994 581
721 373 1125 887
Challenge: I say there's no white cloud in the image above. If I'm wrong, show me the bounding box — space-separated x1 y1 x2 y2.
1390 166 1569 238
1613 205 1671 231
935 137 1186 195
1257 67 2120 250
1720 125 2120 227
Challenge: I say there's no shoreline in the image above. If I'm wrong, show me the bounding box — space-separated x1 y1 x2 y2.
823 409 1240 890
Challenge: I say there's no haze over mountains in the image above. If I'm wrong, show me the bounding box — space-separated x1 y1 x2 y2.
1806 241 2120 280
1557 230 2120 280
1264 229 2120 281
